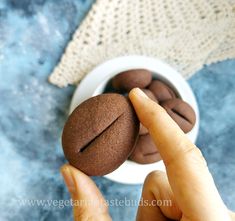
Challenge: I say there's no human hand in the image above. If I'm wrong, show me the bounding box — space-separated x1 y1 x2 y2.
129 88 235 221
61 88 235 221
60 164 111 221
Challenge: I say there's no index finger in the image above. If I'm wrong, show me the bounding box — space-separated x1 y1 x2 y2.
129 88 230 221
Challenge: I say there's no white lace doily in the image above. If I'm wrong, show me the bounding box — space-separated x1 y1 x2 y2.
49 0 235 87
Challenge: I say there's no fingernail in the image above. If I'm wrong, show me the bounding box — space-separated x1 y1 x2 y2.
133 88 149 99
60 165 76 194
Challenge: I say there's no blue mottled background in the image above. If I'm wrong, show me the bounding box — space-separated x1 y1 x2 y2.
0 0 234 220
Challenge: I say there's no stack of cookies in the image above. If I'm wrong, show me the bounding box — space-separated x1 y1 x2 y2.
110 69 196 164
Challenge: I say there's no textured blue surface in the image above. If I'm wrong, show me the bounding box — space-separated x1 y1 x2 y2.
0 0 235 220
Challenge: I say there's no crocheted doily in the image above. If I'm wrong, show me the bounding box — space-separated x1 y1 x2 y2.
49 0 235 87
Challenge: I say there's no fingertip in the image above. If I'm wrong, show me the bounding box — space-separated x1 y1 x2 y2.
129 88 149 101
60 164 76 195
129 88 151 117
129 87 161 129
60 164 83 181
63 164 89 185
60 167 110 218
60 164 87 190
60 164 100 201
60 163 70 174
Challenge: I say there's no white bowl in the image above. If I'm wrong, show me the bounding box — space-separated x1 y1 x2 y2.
70 55 200 184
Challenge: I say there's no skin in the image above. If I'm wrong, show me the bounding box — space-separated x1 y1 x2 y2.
61 88 235 221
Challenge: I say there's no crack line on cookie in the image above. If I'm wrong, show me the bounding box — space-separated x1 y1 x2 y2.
172 108 190 123
80 113 124 153
143 151 158 156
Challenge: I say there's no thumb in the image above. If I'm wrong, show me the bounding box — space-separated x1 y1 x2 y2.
60 164 111 221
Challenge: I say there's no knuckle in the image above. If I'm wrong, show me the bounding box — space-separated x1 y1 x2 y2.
165 144 207 169
144 170 166 186
182 145 207 166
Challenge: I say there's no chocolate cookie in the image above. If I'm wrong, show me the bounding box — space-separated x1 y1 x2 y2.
112 69 152 92
148 80 176 102
62 93 139 176
161 98 196 133
139 89 158 135
129 134 161 164
141 89 158 103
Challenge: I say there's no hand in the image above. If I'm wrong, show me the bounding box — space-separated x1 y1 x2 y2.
61 88 235 221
